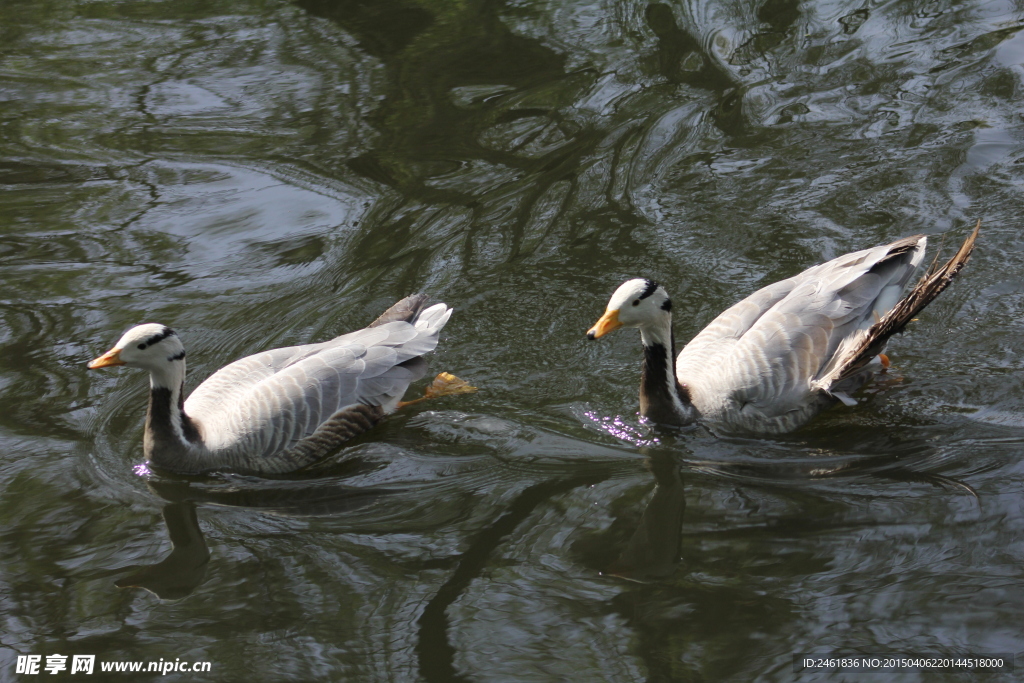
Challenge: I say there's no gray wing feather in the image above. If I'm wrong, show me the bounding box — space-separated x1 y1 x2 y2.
678 237 926 422
814 222 978 393
183 302 452 462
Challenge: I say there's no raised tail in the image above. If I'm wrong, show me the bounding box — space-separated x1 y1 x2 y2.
353 297 454 409
367 294 452 337
412 302 453 335
813 220 980 393
367 293 431 327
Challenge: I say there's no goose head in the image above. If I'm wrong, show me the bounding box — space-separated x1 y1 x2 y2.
587 278 672 340
88 324 186 386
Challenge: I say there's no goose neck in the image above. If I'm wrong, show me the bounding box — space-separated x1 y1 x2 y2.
638 317 697 426
639 316 673 350
144 360 201 459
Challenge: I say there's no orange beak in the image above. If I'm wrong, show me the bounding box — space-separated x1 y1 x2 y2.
87 348 124 369
587 309 622 340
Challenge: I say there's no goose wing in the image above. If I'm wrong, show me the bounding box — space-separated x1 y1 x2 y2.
676 235 926 422
813 221 979 392
184 303 451 460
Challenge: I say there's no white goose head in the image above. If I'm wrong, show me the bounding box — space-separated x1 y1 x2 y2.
88 324 186 386
587 278 693 426
587 278 672 340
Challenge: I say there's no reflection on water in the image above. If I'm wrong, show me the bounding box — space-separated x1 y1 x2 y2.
2 0 1024 678
110 474 408 599
114 502 209 601
605 452 687 581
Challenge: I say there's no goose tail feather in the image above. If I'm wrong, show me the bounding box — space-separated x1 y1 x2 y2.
813 220 979 394
367 293 431 327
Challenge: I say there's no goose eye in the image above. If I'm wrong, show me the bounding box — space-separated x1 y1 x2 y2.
137 343 146 350
632 299 640 307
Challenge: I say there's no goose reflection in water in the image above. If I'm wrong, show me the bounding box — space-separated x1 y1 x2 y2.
587 430 978 587
605 451 687 582
110 424 977 601
113 470 404 599
114 500 209 601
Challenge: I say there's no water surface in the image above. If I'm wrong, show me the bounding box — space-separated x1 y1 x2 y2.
2 0 1024 680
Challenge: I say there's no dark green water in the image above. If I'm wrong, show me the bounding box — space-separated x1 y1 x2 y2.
2 0 1024 680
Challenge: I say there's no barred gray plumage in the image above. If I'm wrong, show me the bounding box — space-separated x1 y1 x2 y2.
89 295 455 474
589 223 979 435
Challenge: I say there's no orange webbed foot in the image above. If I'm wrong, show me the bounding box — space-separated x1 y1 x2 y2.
398 372 477 408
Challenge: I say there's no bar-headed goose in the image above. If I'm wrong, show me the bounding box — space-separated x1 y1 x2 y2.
588 223 979 435
88 295 474 475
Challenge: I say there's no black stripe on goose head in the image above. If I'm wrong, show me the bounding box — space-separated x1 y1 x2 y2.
167 350 186 362
638 279 659 300
137 326 176 350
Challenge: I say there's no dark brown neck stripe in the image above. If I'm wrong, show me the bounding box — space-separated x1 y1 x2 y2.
639 331 694 426
177 383 201 444
640 342 681 425
148 385 201 447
